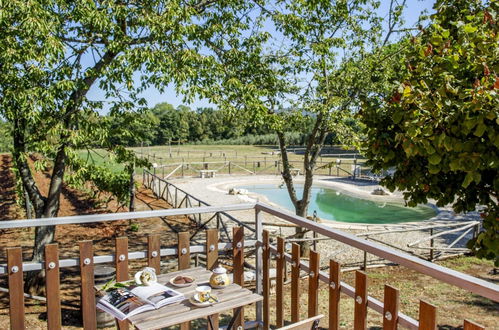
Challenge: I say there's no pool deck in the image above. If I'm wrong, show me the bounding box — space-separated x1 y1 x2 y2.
167 175 480 266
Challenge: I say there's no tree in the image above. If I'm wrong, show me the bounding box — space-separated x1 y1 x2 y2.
0 0 259 293
361 0 499 264
199 0 412 253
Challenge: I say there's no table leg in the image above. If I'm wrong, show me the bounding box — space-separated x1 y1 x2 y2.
207 315 215 330
226 307 242 330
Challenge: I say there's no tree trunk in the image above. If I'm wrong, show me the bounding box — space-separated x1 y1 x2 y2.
129 166 135 212
24 145 66 295
276 113 329 257
277 131 312 256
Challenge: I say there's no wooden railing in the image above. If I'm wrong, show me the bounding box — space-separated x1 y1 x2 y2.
1 208 255 330
1 202 498 329
143 169 255 239
142 157 367 178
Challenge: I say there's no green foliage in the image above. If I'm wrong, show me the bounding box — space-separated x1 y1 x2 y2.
0 0 259 219
0 120 12 153
192 132 307 146
361 0 499 264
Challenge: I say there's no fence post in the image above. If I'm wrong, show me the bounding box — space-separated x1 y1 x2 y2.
115 237 129 330
418 300 437 330
329 260 341 330
308 250 320 317
148 234 161 273
45 244 62 330
291 243 301 323
233 227 245 329
354 271 367 330
263 230 270 330
178 232 191 330
7 247 25 330
79 241 97 330
276 236 285 327
178 232 190 270
464 320 485 330
255 208 264 326
383 285 399 330
206 229 219 330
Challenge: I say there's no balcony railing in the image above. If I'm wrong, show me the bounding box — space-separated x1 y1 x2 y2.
1 201 498 329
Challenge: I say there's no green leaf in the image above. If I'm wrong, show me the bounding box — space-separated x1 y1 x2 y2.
463 24 477 33
462 172 474 188
474 123 486 137
428 153 442 165
403 85 411 98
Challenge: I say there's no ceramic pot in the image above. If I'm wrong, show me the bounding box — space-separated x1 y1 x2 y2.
209 266 230 288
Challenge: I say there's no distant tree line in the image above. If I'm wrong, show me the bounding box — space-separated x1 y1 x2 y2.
0 104 355 153
106 102 324 147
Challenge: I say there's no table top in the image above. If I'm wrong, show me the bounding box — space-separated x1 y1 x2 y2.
128 267 262 330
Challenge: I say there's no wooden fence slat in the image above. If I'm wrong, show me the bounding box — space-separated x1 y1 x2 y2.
276 236 285 328
464 319 485 330
308 250 320 318
233 227 245 329
354 271 367 330
291 243 301 323
263 230 270 330
178 232 191 270
79 240 97 330
418 300 436 330
45 244 61 330
383 285 399 330
329 260 341 330
7 247 24 330
206 229 219 330
178 232 191 330
206 229 219 270
148 234 161 273
116 237 129 330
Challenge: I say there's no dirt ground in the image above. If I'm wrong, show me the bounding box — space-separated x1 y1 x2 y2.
0 154 497 329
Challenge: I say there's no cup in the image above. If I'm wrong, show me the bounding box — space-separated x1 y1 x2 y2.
195 285 211 302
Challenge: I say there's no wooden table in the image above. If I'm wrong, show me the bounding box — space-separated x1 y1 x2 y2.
128 267 262 330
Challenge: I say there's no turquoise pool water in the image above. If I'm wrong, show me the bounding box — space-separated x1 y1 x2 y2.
238 184 436 224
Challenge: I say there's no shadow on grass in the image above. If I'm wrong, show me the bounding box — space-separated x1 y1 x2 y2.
452 294 499 314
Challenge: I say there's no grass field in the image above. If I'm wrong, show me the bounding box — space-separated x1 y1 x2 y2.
75 144 363 178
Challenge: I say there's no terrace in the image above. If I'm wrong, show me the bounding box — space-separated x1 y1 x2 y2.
1 194 497 329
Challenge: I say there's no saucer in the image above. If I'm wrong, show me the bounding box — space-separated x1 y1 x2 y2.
189 293 219 307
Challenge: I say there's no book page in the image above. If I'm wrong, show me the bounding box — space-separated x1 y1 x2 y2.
98 287 153 319
131 282 184 308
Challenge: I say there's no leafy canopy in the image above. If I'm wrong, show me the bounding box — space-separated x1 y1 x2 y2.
361 0 499 264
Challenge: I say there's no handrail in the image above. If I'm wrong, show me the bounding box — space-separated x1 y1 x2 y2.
256 202 499 303
0 203 255 229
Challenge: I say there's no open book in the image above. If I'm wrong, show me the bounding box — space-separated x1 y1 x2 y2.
96 282 184 320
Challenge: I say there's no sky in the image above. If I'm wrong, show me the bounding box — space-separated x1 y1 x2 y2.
86 0 436 113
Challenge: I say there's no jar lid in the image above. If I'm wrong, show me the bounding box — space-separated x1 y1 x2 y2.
213 266 227 274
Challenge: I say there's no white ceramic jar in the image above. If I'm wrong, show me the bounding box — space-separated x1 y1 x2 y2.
209 266 230 288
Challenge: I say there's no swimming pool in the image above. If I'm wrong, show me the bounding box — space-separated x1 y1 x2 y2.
238 184 436 224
